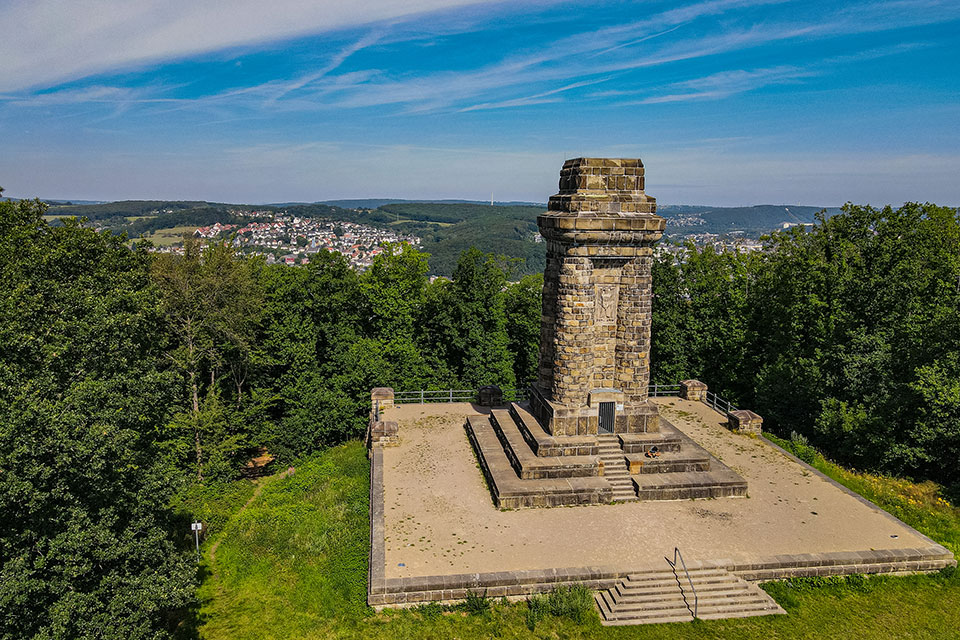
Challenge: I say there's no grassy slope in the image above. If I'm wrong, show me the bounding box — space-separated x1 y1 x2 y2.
187 440 960 640
146 225 200 246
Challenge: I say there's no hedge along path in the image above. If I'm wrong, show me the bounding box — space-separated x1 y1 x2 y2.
207 466 296 587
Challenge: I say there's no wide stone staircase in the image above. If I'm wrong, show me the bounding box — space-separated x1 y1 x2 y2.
465 401 747 508
597 434 638 502
595 566 785 625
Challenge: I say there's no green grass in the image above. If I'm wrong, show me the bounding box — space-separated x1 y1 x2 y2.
173 476 259 539
186 439 960 639
146 225 198 246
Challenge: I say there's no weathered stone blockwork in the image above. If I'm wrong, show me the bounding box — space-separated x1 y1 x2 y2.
728 410 763 435
463 158 746 507
534 158 664 436
680 379 708 401
368 419 399 447
368 387 399 447
371 387 395 411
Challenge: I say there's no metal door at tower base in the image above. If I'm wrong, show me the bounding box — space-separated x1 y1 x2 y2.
598 401 616 434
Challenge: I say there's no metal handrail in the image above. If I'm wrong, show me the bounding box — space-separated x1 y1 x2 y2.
391 387 531 404
665 547 698 620
705 390 739 416
649 383 681 397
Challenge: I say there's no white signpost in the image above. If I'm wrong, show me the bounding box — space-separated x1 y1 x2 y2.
191 522 202 562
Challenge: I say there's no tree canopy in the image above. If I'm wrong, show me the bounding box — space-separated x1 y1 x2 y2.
2 190 958 638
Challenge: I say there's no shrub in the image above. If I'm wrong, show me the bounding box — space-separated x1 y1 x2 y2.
790 431 818 464
462 590 491 616
546 584 594 622
525 594 548 630
526 584 594 630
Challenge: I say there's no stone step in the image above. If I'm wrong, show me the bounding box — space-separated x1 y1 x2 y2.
625 568 730 583
605 587 734 615
465 415 613 508
596 567 785 626
488 410 600 480
618 431 683 454
633 469 748 501
605 598 781 619
626 452 712 475
598 599 782 625
610 587 757 609
615 579 745 600
509 403 598 457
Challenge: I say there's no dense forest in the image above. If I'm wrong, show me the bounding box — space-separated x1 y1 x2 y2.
651 203 960 485
2 191 958 638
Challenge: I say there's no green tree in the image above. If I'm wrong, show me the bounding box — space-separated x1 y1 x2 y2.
650 249 694 384
0 194 194 639
504 273 543 387
151 239 264 482
257 251 366 457
359 242 430 342
650 244 751 398
423 248 516 389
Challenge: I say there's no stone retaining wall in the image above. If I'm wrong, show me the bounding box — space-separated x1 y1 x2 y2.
368 410 956 609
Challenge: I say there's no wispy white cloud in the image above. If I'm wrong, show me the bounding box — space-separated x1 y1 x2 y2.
0 0 505 92
3 0 958 119
458 78 609 112
3 84 184 108
265 1 956 113
266 30 385 104
637 65 814 103
631 42 930 104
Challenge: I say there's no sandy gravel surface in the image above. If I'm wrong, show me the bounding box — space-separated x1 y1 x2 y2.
380 399 929 580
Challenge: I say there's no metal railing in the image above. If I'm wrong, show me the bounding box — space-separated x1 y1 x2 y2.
705 390 739 417
649 383 681 397
392 387 531 405
394 389 476 404
388 383 735 416
665 547 698 620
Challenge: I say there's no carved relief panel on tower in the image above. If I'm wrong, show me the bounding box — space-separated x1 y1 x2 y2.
595 284 619 323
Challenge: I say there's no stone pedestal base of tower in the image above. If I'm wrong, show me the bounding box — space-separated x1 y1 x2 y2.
528 385 658 436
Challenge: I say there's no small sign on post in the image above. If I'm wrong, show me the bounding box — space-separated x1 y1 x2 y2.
191 522 202 562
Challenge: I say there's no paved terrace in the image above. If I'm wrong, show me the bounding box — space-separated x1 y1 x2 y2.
378 398 943 582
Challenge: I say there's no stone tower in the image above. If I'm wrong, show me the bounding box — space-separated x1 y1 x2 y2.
529 158 665 436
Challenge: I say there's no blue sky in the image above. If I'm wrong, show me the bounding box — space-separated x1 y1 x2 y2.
1 0 958 206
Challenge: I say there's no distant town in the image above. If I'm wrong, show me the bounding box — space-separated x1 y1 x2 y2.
151 209 421 269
